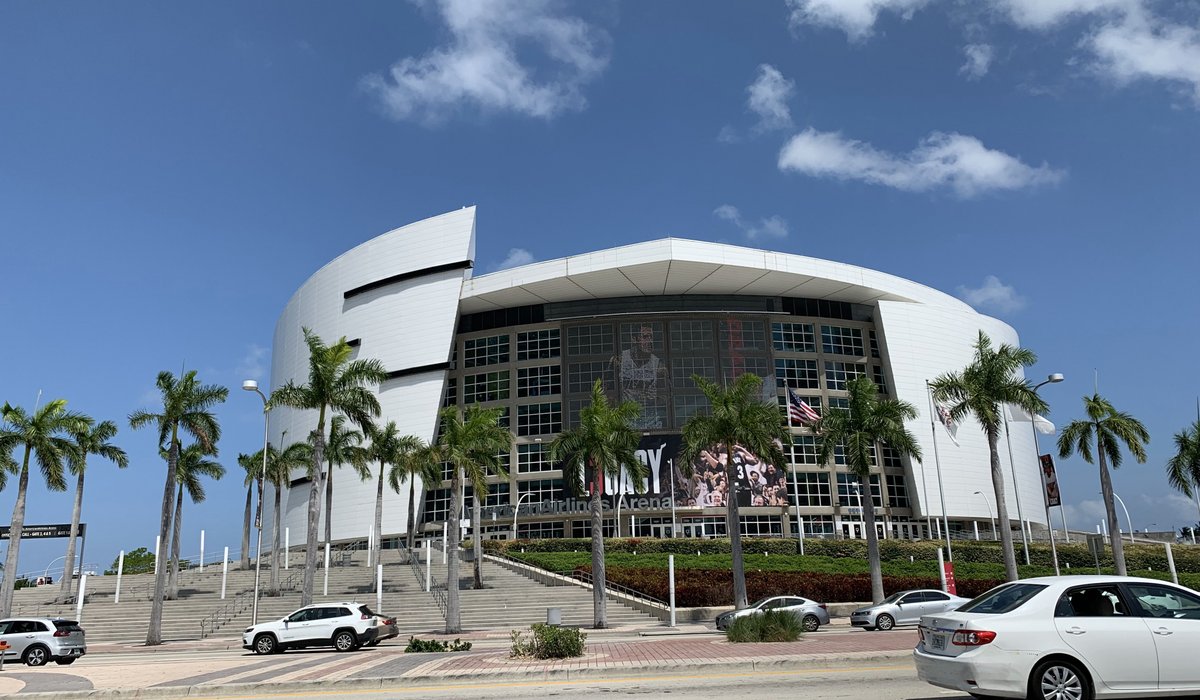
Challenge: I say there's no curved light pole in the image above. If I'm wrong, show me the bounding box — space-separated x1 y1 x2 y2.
973 491 997 541
512 492 536 541
1109 490 1135 544
242 379 269 625
1030 373 1064 575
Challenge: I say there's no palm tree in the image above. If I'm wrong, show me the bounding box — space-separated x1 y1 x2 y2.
367 422 421 570
679 373 790 610
387 436 442 552
129 369 228 645
929 331 1046 582
436 405 511 632
60 417 128 601
1057 394 1149 576
815 376 922 604
1165 420 1200 500
549 379 644 628
0 399 85 616
268 328 386 606
237 453 257 570
322 415 371 546
257 441 311 593
164 443 225 599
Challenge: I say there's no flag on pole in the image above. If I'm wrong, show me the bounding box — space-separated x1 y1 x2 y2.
935 402 960 446
1007 405 1056 435
788 389 820 425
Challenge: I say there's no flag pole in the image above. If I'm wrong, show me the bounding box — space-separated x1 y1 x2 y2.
785 392 803 543
925 380 953 561
1004 418 1031 565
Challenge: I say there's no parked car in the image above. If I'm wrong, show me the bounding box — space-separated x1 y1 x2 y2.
0 618 86 666
914 575 1200 699
715 595 830 632
360 606 398 646
851 589 969 631
242 602 377 655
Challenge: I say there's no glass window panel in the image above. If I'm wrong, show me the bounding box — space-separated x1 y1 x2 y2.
776 358 819 389
463 335 510 368
772 322 816 353
516 329 560 361
517 365 561 398
821 325 865 356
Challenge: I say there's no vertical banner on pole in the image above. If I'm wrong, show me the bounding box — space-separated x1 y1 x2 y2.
75 575 88 623
376 564 383 612
115 551 125 605
200 530 205 572
323 542 331 597
221 546 229 600
668 555 676 628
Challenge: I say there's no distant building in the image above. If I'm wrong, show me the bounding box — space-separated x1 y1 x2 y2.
267 207 1045 545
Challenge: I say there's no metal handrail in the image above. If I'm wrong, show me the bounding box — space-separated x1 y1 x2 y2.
406 547 448 616
489 552 669 608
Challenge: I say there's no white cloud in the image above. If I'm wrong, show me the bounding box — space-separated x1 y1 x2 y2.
496 248 535 270
960 43 995 79
747 65 795 131
995 0 1138 30
716 125 741 143
236 344 269 382
777 128 1064 197
785 0 933 40
1088 11 1200 103
362 0 610 124
713 205 790 241
1062 498 1110 530
956 275 1026 313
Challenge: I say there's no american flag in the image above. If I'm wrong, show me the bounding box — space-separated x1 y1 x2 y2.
788 389 821 425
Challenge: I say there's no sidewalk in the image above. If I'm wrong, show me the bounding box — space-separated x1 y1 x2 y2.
0 622 919 698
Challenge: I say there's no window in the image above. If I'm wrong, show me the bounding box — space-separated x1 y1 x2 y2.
517 402 561 436
959 583 1046 614
824 361 867 391
517 365 561 397
1127 583 1200 620
722 356 771 384
786 436 819 465
796 514 834 537
869 330 880 358
821 325 865 356
673 394 710 423
442 377 457 408
672 356 716 384
739 515 782 536
670 320 713 352
572 519 618 538
720 319 766 351
827 397 850 412
568 361 614 393
517 478 563 501
463 335 509 367
518 443 554 473
566 398 588 429
463 371 509 404
775 359 819 389
423 488 451 523
567 324 614 355
465 482 510 508
517 329 560 361
517 522 565 539
789 472 832 507
620 321 664 351
837 474 882 507
886 475 910 509
873 365 888 394
880 444 903 469
772 322 816 353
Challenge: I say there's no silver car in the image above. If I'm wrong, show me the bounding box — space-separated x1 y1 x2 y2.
715 595 831 632
850 589 968 631
0 618 87 666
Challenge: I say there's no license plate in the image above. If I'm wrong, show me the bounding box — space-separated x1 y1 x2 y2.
930 634 946 650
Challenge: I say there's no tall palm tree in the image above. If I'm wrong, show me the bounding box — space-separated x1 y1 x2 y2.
164 443 224 599
549 379 644 628
268 328 386 606
679 373 790 610
436 405 510 632
929 331 1046 582
815 376 922 604
0 399 85 616
388 437 443 551
322 415 370 545
256 441 311 593
60 417 128 600
1058 394 1149 576
367 422 421 570
237 453 257 570
1165 420 1200 500
129 369 228 645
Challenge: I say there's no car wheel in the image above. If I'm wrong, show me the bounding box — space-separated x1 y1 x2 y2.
1030 658 1091 700
876 614 895 631
253 634 279 655
802 615 820 632
55 658 76 666
23 646 49 667
333 630 357 652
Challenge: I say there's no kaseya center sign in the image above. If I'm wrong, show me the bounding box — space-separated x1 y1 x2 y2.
0 523 85 540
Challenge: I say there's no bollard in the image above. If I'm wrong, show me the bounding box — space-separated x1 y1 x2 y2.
75 575 88 624
425 540 431 592
115 550 125 605
668 555 676 628
154 536 161 575
199 530 205 573
547 607 562 626
285 528 290 569
376 564 383 612
323 542 330 597
221 546 229 600
1167 542 1178 585
368 525 374 568
442 522 447 564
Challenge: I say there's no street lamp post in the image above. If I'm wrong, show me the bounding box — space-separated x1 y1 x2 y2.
973 491 997 541
1031 373 1064 574
242 379 269 626
512 492 536 541
1110 491 1135 544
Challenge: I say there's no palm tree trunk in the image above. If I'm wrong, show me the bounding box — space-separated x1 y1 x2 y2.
472 497 484 589
1 447 33 617
271 483 282 593
406 477 417 551
590 469 608 629
147 435 179 645
724 441 748 609
860 475 884 604
60 468 86 600
302 422 326 607
241 486 252 570
373 467 384 584
445 466 462 633
168 485 183 600
1097 442 1126 576
988 427 1019 581
324 459 333 546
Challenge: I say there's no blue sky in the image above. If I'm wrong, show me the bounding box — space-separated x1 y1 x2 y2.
3 0 1199 575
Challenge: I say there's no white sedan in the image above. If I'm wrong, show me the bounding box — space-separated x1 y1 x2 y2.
913 575 1200 700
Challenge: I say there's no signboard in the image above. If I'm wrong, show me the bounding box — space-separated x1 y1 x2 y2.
1087 533 1105 559
942 561 957 595
0 523 85 540
1039 454 1061 507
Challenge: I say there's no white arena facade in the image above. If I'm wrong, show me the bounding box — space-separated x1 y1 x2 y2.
267 207 1048 547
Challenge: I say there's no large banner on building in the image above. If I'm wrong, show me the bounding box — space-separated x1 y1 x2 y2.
1039 454 1061 507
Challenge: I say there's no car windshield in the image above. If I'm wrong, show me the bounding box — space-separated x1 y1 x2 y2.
880 592 905 605
749 597 776 609
956 583 1046 614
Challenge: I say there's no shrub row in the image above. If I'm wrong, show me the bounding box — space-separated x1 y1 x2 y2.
726 609 803 642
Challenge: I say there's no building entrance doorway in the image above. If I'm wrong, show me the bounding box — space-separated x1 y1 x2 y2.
648 524 673 538
841 521 864 539
682 523 707 538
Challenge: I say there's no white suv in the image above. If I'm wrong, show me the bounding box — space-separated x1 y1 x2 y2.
242 603 377 655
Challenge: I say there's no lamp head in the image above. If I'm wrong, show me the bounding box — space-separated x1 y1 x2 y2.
1047 373 1064 384
242 380 259 392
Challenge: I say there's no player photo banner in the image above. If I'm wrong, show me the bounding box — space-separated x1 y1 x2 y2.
1039 454 1061 508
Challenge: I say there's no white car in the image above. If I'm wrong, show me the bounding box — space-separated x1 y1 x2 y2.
914 575 1200 699
242 602 378 655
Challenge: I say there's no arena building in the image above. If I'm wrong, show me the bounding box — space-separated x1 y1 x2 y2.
267 207 1050 546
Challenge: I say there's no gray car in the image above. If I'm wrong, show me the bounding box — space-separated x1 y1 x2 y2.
715 595 831 632
0 618 87 666
850 589 968 631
